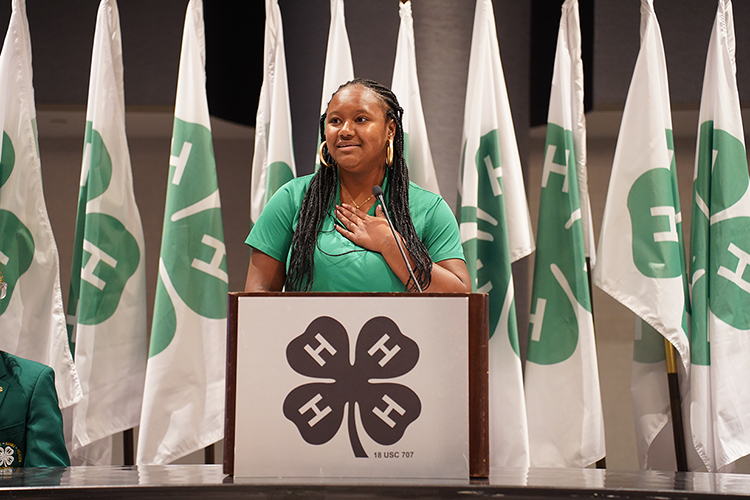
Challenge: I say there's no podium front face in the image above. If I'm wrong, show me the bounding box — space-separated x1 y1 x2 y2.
227 294 473 479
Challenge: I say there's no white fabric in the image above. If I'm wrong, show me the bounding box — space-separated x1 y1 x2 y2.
689 0 750 472
0 0 81 408
391 0 440 195
594 0 691 470
70 0 147 464
250 0 296 223
136 0 228 465
460 0 534 470
314 0 354 167
524 1 604 468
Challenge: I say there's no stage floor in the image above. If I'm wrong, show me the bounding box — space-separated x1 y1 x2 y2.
2 465 750 499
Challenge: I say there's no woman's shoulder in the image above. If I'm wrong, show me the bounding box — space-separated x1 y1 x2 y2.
290 173 316 186
278 173 316 195
264 174 316 210
407 182 448 210
1 352 51 383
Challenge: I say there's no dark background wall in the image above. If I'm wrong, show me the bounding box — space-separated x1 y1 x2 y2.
0 0 531 184
6 1 746 180
595 1 750 109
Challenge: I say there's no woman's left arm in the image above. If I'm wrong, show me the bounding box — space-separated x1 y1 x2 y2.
428 258 472 293
25 367 70 467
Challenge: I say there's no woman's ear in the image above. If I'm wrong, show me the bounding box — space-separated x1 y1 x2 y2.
387 119 396 139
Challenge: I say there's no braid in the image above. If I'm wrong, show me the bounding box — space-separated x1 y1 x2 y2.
285 78 433 292
355 80 432 291
284 116 337 291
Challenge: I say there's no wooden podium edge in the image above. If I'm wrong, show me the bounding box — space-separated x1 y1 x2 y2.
468 293 489 478
223 292 489 478
223 293 238 475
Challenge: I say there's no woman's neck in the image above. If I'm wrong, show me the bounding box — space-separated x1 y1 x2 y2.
339 168 385 211
339 168 385 200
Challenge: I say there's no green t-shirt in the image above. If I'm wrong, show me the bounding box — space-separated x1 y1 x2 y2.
246 173 465 292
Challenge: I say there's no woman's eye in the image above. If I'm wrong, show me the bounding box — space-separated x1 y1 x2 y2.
356 116 368 123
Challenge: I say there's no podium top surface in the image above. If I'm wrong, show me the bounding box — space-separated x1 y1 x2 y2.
2 465 750 499
229 291 483 297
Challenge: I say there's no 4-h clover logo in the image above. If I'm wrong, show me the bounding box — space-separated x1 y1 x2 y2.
0 443 18 468
283 316 421 458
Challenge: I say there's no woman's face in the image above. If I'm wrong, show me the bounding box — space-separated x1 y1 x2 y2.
324 85 395 175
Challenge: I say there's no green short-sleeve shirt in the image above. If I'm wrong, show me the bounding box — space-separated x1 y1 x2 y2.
246 173 465 292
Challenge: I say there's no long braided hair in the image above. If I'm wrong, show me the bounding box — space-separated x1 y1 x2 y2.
284 78 433 292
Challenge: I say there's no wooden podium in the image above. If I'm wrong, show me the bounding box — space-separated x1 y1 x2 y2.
224 292 488 478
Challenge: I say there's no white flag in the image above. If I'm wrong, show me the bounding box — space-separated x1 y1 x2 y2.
67 0 147 463
565 2 595 266
689 0 750 472
593 0 690 470
137 0 228 465
391 0 440 194
314 0 354 168
458 0 534 470
524 0 605 468
250 0 296 224
0 0 81 409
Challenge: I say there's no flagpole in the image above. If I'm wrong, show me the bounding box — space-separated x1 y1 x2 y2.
123 429 134 465
585 257 606 470
205 444 215 464
664 340 688 471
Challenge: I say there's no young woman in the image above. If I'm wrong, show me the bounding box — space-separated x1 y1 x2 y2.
245 79 470 294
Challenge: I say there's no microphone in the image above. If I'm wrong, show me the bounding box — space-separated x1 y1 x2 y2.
372 186 423 292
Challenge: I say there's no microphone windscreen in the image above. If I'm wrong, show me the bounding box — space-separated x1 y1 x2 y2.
372 185 384 197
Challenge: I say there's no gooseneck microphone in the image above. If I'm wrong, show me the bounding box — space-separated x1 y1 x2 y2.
372 186 423 292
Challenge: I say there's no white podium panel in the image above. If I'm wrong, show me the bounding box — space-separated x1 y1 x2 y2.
231 295 470 478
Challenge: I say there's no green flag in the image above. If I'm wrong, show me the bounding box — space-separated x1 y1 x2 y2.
137 0 228 465
250 0 295 224
593 0 691 470
524 0 604 469
67 0 148 465
689 0 750 472
0 0 81 409
391 0 440 194
459 0 534 470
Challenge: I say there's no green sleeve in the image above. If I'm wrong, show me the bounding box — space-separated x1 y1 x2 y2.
423 197 466 263
24 367 69 467
245 180 301 264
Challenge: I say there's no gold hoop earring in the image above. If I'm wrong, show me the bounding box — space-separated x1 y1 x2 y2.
319 141 331 168
386 138 394 167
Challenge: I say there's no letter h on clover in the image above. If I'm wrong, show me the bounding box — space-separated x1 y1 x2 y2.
283 316 421 458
